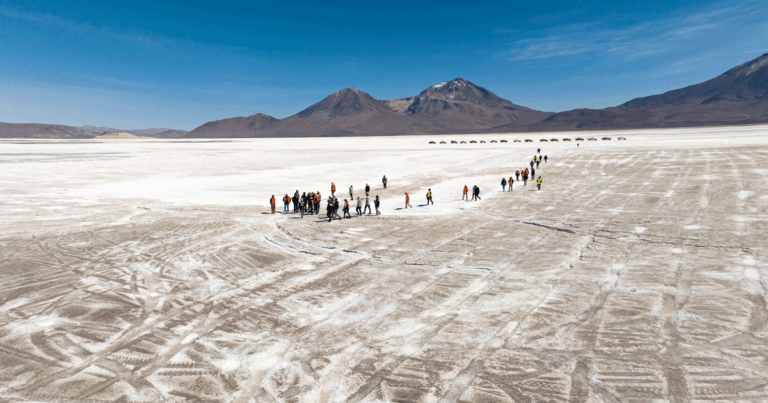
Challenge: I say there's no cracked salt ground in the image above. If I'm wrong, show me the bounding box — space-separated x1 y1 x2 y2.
1 126 768 402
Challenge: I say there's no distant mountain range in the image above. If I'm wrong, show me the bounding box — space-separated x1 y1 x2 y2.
2 53 766 139
81 126 179 135
0 125 188 139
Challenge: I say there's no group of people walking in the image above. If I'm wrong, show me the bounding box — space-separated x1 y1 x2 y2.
269 149 549 219
269 176 386 221
504 151 547 191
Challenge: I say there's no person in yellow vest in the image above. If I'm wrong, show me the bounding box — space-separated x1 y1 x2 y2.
270 195 276 214
537 177 542 190
426 189 434 205
405 192 412 208
462 185 468 200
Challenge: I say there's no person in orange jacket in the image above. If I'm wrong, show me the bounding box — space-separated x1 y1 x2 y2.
405 192 412 208
270 195 276 213
462 185 469 200
331 182 336 197
282 194 291 212
508 177 514 192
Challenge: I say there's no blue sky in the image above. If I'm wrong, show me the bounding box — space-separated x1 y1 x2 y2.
0 0 766 130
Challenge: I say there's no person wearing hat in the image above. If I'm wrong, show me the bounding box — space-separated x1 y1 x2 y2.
426 189 433 205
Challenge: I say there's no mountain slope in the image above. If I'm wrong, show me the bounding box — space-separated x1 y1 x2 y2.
186 113 279 138
489 53 768 132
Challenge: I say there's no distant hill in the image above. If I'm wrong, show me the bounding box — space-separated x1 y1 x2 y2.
0 123 96 139
82 125 180 135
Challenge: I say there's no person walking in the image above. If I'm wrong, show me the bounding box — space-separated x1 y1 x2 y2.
326 198 335 222
462 185 469 200
364 195 371 214
475 185 482 201
374 196 381 215
349 185 353 199
365 183 370 196
331 183 336 197
343 199 351 218
426 189 434 205
270 195 276 214
316 192 322 214
333 198 341 219
537 177 542 190
501 177 507 192
536 159 540 168
292 191 299 213
530 160 534 170
508 177 514 192
283 194 291 212
356 197 362 216
299 198 305 218
531 167 535 181
544 155 548 163
533 155 537 162
382 176 388 189
405 192 412 208
515 170 520 181
537 148 541 154
523 171 528 186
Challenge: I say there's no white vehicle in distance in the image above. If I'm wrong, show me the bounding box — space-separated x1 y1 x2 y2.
618 137 627 140
513 139 522 142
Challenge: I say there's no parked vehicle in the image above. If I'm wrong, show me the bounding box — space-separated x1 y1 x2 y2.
540 139 548 142
550 139 559 142
460 141 467 144
587 137 597 141
451 140 458 144
491 140 498 143
469 140 477 143
480 140 486 143
562 138 571 141
429 141 436 144
602 137 611 140
514 139 522 143
500 140 508 143
525 139 533 142
440 141 447 144
618 137 627 140
575 137 584 141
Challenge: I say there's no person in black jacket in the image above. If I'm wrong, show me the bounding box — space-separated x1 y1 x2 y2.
365 183 371 195
374 195 381 215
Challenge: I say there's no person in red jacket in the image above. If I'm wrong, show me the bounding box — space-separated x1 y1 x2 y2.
462 185 469 200
331 182 336 197
405 192 412 208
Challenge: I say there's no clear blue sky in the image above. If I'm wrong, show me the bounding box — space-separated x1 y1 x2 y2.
1 0 765 130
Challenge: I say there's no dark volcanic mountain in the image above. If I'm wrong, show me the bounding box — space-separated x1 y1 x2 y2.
490 53 768 132
0 123 96 139
383 78 550 132
187 80 550 137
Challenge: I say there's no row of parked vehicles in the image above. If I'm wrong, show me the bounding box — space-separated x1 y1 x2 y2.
429 137 626 144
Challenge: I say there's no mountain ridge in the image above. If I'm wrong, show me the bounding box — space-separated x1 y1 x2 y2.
3 53 767 138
